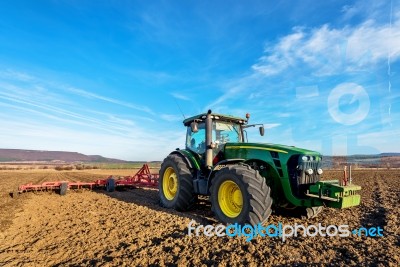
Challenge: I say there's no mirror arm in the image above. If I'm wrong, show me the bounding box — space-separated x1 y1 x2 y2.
243 123 264 128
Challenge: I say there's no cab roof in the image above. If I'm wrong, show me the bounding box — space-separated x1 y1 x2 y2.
183 112 247 126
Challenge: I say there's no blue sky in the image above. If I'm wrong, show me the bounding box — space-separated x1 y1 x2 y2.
0 0 399 161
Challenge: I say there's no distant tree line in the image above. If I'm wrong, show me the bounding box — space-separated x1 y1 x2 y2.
55 164 99 171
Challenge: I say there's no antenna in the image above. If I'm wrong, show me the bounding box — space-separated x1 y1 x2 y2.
174 98 186 119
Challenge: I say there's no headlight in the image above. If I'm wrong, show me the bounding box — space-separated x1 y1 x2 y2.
305 168 313 175
317 168 323 175
301 156 308 161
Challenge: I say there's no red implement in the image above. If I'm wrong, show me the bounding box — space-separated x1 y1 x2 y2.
15 164 159 196
18 181 96 192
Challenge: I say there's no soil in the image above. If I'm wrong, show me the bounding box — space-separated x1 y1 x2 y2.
0 169 399 266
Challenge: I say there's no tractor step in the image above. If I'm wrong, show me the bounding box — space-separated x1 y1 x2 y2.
305 193 340 202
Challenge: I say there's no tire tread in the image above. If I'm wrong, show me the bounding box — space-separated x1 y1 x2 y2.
159 154 196 211
210 164 273 225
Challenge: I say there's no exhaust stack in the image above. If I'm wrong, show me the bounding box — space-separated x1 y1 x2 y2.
205 110 213 169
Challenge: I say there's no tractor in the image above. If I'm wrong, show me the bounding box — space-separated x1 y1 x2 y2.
159 110 361 225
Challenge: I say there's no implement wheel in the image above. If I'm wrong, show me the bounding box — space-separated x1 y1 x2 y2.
159 154 196 211
59 182 68 196
106 178 116 192
210 165 272 225
11 190 19 199
302 206 323 219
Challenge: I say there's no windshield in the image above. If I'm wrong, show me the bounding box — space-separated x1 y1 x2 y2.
185 120 243 155
213 121 242 144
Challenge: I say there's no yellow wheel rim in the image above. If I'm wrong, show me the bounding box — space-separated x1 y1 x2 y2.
162 167 178 200
218 180 243 218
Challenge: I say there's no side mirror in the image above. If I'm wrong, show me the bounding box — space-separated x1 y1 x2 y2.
259 126 265 136
191 122 198 133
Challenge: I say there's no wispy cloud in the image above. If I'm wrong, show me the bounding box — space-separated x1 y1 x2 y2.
0 69 154 116
0 113 184 160
0 69 36 82
264 123 281 129
252 11 400 76
0 68 190 160
171 92 190 101
0 92 136 136
160 113 183 122
65 87 155 115
358 128 400 153
206 73 263 109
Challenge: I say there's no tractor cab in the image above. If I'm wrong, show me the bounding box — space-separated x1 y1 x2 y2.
186 119 243 153
185 115 244 161
183 110 264 169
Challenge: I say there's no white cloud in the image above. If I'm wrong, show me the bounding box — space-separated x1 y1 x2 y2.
0 69 35 82
0 68 187 160
264 123 281 129
0 116 184 161
358 128 400 153
107 115 135 126
160 114 183 122
207 73 262 109
252 12 400 76
66 87 155 115
171 92 190 101
296 85 319 99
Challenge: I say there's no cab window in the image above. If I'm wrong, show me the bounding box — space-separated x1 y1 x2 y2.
213 121 242 144
186 122 206 154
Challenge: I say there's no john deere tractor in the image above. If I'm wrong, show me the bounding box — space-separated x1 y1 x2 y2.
159 110 361 225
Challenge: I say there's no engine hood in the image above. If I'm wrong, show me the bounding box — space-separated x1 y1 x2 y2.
224 142 321 157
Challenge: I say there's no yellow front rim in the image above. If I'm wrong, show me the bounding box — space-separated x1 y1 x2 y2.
218 180 243 218
162 167 178 200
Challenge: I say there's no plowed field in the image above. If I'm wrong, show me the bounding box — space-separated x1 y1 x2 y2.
0 169 399 266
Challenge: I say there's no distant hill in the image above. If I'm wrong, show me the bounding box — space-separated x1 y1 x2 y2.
379 153 400 157
0 148 398 168
322 154 400 169
0 149 127 163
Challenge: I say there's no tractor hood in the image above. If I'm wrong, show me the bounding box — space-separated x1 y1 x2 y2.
224 142 321 157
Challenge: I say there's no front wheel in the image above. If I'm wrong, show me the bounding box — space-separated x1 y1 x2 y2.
210 165 272 225
159 154 196 211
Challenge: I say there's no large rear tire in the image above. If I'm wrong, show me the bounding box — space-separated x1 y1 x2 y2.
210 165 272 225
159 154 196 211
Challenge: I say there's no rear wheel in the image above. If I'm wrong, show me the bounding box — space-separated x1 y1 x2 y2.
159 154 196 211
210 165 272 225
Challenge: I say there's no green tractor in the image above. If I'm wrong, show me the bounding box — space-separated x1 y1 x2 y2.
159 110 361 225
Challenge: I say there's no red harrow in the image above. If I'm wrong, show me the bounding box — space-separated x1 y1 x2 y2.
12 164 159 198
